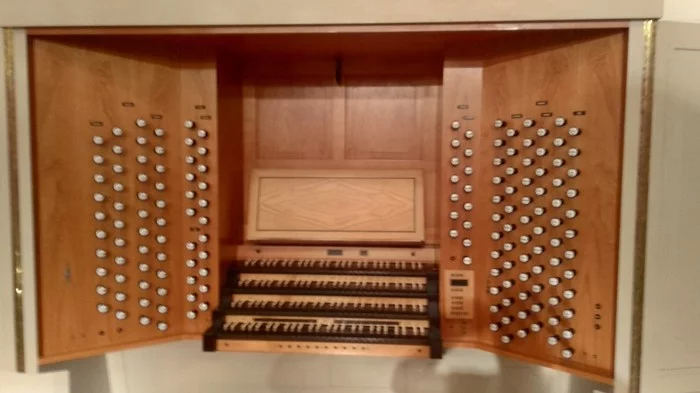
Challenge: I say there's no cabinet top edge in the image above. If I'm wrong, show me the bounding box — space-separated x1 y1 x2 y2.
22 21 632 37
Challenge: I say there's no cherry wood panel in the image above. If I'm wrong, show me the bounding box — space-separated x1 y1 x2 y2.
179 56 220 335
473 31 626 378
236 56 442 244
30 38 219 363
438 61 485 342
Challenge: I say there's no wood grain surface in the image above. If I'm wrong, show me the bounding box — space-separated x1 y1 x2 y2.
474 31 626 378
30 37 219 362
237 56 441 244
215 339 431 358
247 169 425 243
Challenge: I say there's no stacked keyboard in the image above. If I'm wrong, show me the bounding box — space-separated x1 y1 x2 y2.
204 258 442 358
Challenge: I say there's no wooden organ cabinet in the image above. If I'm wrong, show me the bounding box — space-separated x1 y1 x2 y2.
28 25 626 384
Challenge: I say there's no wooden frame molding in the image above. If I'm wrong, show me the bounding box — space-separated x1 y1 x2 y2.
24 21 630 37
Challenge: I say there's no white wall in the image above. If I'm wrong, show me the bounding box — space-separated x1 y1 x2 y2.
639 13 700 393
638 3 700 393
663 0 700 21
0 371 68 393
0 0 662 27
42 341 610 393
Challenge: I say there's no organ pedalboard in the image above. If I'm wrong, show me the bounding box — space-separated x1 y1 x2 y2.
29 26 625 385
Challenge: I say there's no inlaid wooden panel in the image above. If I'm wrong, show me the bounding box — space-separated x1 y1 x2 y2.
246 169 425 243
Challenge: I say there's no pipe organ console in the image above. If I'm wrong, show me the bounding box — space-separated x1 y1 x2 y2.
28 25 625 384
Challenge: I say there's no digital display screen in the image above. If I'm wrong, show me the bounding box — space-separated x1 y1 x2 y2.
450 279 469 287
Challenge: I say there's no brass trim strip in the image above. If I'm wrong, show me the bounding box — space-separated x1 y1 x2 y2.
629 19 657 393
3 27 25 373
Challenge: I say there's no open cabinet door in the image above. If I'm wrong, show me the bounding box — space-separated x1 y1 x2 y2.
30 38 221 364
641 21 700 393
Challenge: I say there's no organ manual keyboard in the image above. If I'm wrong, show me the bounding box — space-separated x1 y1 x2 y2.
204 254 441 357
28 25 625 385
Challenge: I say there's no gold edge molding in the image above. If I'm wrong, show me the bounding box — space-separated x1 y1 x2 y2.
3 27 25 373
629 19 657 393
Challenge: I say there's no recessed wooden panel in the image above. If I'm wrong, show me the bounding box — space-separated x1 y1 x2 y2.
245 59 335 161
246 169 425 243
255 85 334 160
216 56 245 245
345 84 420 160
344 60 441 160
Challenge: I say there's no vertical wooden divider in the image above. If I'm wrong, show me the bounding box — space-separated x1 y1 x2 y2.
439 59 484 343
179 55 220 335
